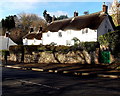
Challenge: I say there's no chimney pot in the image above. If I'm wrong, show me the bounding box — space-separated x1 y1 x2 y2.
102 2 108 13
39 27 42 32
30 27 34 33
5 31 9 37
74 11 78 17
52 15 55 22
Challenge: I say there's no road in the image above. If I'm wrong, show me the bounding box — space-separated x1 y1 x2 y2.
2 67 120 96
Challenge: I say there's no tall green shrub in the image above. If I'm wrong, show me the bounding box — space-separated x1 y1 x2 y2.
98 30 120 57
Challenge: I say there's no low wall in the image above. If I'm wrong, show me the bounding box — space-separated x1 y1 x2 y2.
1 50 100 64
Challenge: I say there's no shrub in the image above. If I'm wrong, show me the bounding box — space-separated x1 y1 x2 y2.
81 42 99 52
0 50 9 56
98 30 120 57
9 42 99 54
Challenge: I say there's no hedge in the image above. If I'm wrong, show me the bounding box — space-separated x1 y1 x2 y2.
98 30 120 57
9 42 99 54
0 50 10 56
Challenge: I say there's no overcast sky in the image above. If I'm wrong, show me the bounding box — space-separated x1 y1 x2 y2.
0 0 114 20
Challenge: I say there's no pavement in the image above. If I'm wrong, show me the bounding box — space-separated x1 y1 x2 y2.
2 67 120 96
2 60 120 79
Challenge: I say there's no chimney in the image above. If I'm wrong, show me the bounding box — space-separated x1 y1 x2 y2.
30 27 34 33
5 31 10 37
39 27 42 32
74 11 78 17
102 2 108 13
52 15 55 22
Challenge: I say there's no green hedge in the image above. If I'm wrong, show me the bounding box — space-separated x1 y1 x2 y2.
81 42 99 52
98 30 120 57
9 42 99 54
0 50 10 56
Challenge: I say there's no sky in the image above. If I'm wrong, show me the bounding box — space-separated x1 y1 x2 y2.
0 0 114 20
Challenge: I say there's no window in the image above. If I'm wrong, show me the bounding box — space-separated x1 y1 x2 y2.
58 32 62 37
82 29 84 34
108 29 111 32
105 25 107 28
85 28 88 33
82 28 88 34
66 40 71 45
47 33 50 37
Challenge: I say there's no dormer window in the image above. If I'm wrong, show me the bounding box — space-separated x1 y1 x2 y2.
47 33 50 37
58 32 62 37
85 28 88 33
94 30 97 32
82 28 88 34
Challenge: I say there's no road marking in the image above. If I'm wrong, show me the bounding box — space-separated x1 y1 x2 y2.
6 65 21 69
63 71 70 73
55 70 58 73
32 68 43 71
82 73 90 75
19 80 60 90
48 70 54 72
98 74 120 79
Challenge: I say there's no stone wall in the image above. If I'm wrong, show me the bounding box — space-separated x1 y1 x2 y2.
0 48 115 64
4 50 95 64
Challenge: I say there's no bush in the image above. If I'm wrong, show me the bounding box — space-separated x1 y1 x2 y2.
9 45 23 53
9 42 99 54
98 30 120 57
0 50 10 56
81 42 100 52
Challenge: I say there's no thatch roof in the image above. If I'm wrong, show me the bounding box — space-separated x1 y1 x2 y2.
43 11 115 32
23 32 42 40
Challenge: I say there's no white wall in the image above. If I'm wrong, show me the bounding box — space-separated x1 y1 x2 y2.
23 38 42 45
42 28 97 46
0 36 17 50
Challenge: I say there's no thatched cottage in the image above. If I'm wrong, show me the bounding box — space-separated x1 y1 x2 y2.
23 3 115 46
23 27 42 45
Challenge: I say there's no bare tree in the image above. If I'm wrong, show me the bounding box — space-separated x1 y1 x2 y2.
10 13 47 44
108 1 120 26
16 13 47 30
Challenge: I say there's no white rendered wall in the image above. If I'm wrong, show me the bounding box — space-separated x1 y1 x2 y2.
0 36 17 50
23 38 42 45
42 28 97 46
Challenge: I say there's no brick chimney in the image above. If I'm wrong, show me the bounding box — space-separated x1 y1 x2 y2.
52 15 55 22
5 31 10 37
39 26 42 32
74 11 78 17
102 2 108 13
30 27 34 33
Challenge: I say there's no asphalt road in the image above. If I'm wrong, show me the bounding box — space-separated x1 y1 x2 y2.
2 67 120 96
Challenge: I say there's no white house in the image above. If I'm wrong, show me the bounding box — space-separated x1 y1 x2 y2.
0 22 17 50
42 4 115 46
23 32 42 45
0 35 17 50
